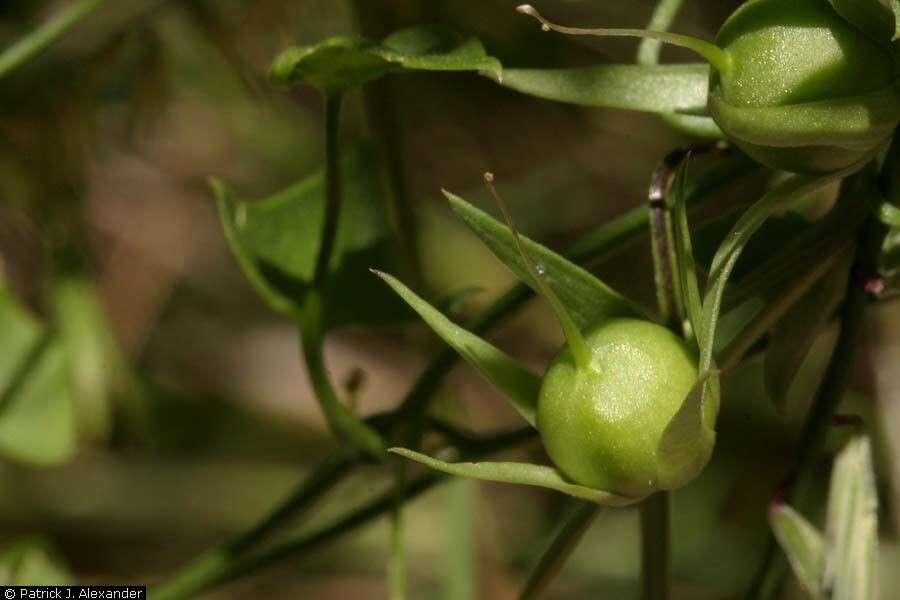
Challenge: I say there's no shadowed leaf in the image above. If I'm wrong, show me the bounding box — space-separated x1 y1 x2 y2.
826 0 894 43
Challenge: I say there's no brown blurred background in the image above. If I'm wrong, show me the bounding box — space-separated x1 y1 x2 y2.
1 0 899 598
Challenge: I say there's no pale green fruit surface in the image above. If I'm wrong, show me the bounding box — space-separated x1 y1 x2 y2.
537 318 707 499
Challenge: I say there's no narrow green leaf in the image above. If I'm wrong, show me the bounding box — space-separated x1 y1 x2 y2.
871 193 900 228
214 143 408 329
656 371 718 489
892 0 900 40
375 271 540 427
670 161 703 339
389 448 638 506
826 0 894 43
698 168 858 372
0 0 107 80
270 25 501 93
500 64 710 114
764 257 850 411
770 504 826 598
444 191 645 333
825 435 879 600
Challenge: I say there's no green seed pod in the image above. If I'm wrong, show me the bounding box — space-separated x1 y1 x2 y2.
519 2 900 173
538 318 714 498
709 0 900 173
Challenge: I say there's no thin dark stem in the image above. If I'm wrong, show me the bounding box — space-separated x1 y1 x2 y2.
640 493 670 600
519 502 602 600
314 93 344 285
747 167 889 600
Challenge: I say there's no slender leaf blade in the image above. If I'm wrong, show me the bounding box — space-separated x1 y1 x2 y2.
670 160 703 339
445 191 645 333
825 435 879 600
500 64 710 113
375 271 539 427
770 504 826 598
389 448 637 506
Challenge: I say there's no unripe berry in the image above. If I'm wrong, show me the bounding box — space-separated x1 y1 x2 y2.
537 318 715 499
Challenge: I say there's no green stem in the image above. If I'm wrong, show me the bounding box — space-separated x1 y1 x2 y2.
389 462 407 600
640 493 670 600
635 0 723 139
0 0 108 80
747 168 889 600
150 456 352 600
314 92 344 285
519 502 602 600
444 479 475 600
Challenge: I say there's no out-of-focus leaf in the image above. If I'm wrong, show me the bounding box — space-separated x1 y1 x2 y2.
269 25 501 93
375 271 539 427
500 64 709 114
0 339 76 466
825 435 878 600
0 538 71 585
764 257 850 411
770 504 826 598
215 143 408 329
389 448 637 506
444 191 644 332
892 0 900 40
51 276 117 442
826 0 894 43
0 275 76 467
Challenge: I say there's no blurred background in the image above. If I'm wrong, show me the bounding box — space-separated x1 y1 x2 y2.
0 0 898 598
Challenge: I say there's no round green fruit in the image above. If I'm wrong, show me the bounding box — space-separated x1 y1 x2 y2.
536 318 715 499
709 0 900 173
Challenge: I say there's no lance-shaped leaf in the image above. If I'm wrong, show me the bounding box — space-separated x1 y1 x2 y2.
825 435 878 600
670 160 703 339
214 143 408 329
389 448 637 506
656 371 718 489
770 504 826 598
0 275 76 467
375 271 540 427
698 166 859 372
827 0 895 43
444 191 645 332
500 64 710 114
270 25 501 93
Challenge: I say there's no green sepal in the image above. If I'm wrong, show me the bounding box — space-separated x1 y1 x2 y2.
826 0 895 44
656 371 718 490
374 271 540 427
825 435 878 600
708 87 900 151
270 25 501 93
389 448 639 506
444 191 645 333
213 143 409 330
770 504 826 598
500 64 710 114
